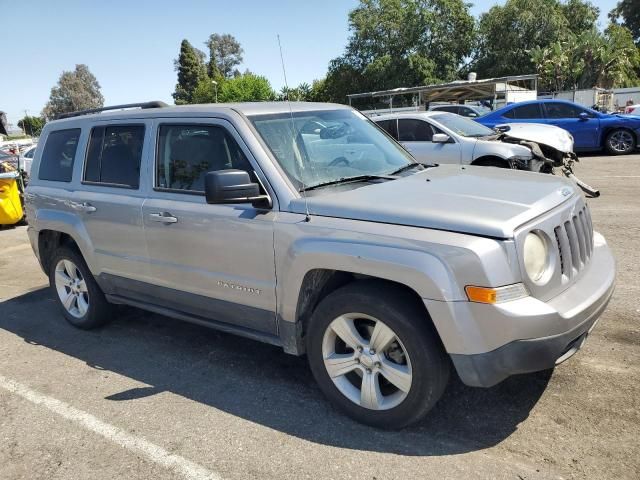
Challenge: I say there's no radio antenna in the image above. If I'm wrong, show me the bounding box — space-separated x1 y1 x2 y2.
278 34 310 222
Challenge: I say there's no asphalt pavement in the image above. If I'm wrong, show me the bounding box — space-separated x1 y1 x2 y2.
1 154 639 480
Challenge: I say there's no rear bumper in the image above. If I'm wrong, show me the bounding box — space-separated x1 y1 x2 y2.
426 231 615 387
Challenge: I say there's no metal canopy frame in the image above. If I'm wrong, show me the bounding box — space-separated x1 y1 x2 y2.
347 74 538 108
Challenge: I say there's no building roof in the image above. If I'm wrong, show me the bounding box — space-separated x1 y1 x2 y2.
347 74 538 103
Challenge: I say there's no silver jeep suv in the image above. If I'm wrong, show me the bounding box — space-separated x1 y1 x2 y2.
25 101 615 428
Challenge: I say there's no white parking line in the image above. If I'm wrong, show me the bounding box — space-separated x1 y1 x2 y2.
0 374 221 480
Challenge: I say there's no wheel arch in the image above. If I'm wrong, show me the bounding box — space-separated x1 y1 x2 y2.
471 155 511 168
287 270 442 356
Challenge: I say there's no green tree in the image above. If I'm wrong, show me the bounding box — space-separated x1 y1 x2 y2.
173 39 208 105
609 0 640 45
205 33 244 79
561 0 599 35
42 64 104 119
17 115 45 137
218 73 275 102
324 0 475 103
532 24 640 90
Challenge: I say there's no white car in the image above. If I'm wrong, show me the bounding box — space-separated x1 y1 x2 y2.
373 111 574 172
18 145 37 175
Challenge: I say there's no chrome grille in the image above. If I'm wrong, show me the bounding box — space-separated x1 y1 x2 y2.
553 204 594 279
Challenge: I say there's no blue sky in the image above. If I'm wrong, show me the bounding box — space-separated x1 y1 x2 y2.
0 0 617 126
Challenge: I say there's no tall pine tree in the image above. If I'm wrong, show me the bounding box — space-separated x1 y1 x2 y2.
173 40 208 105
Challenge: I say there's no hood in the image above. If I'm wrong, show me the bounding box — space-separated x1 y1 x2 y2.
497 123 574 153
290 165 577 238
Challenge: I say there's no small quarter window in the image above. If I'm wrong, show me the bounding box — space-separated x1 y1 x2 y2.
38 129 81 182
156 125 254 192
84 125 145 188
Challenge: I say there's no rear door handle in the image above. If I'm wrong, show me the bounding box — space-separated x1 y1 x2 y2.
72 202 96 213
149 212 178 224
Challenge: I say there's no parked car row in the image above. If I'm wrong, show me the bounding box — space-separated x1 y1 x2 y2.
425 99 640 155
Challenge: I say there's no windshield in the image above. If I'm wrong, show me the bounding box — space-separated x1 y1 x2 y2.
430 112 495 137
249 109 415 190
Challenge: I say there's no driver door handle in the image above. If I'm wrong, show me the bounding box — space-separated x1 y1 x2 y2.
149 212 178 224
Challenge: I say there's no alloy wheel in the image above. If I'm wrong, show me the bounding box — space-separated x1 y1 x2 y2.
609 130 633 153
54 259 89 318
322 313 412 410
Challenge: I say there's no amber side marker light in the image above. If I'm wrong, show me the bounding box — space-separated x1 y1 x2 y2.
465 284 529 304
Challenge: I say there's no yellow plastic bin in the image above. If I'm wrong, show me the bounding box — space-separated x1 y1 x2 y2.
0 172 24 225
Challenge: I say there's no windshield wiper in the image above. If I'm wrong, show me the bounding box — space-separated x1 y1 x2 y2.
390 162 436 175
301 175 393 192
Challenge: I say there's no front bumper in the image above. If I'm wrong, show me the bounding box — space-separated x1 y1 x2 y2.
426 232 615 387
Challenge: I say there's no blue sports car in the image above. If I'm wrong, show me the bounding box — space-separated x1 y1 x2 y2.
477 99 640 155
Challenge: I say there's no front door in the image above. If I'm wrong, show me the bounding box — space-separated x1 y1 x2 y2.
141 119 278 335
398 118 461 164
543 102 600 149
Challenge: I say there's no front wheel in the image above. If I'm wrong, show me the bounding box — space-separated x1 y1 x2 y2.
605 129 636 155
306 281 450 429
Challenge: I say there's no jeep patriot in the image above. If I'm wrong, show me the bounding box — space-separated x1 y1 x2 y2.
25 101 615 428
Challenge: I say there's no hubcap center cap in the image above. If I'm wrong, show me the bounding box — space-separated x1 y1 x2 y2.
359 354 374 369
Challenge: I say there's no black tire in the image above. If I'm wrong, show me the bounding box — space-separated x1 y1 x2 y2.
604 129 636 155
48 246 112 329
306 280 450 429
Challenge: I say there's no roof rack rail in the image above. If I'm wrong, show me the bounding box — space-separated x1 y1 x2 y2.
55 101 168 120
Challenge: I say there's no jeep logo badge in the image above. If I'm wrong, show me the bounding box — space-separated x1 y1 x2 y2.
560 187 572 197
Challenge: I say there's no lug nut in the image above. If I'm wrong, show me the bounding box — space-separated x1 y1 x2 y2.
374 362 381 368
357 346 363 353
366 369 372 374
369 348 376 355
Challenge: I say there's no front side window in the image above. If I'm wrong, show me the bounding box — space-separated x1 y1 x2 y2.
429 112 494 137
398 119 434 141
38 129 81 182
156 125 253 192
84 125 145 188
545 102 592 119
249 109 414 190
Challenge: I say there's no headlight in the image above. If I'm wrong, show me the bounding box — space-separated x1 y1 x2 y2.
508 155 533 169
523 232 549 282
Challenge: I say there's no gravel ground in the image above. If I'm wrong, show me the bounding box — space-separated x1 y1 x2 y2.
0 154 638 480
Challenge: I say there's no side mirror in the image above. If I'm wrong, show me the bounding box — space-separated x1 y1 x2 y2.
204 170 271 208
432 133 452 143
578 112 589 121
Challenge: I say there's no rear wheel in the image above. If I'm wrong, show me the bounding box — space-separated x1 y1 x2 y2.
605 129 636 155
49 246 112 329
306 281 449 428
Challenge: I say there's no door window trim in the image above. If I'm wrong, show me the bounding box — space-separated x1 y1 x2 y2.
81 123 146 190
150 119 276 208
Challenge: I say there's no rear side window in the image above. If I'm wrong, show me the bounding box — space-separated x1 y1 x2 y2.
156 124 253 192
84 125 145 188
503 104 543 119
544 102 592 119
398 119 434 141
38 129 81 182
376 119 399 140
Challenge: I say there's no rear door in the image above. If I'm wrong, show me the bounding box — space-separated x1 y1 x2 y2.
72 120 150 283
141 118 277 335
398 118 461 164
542 102 600 149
